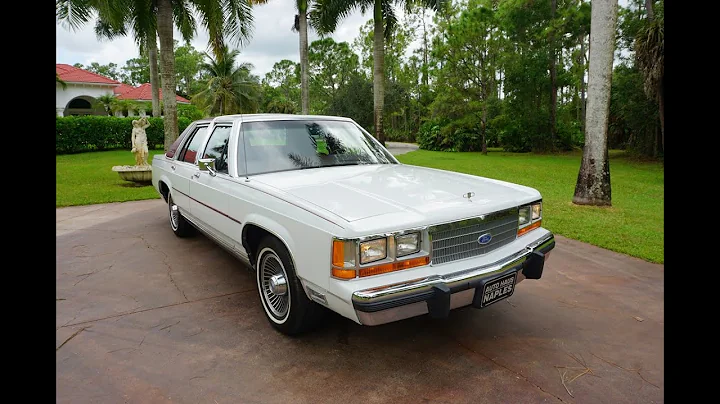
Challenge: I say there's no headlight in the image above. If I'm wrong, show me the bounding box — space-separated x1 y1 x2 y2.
518 205 532 227
532 202 542 220
331 231 429 280
518 200 542 236
396 232 420 257
359 238 387 264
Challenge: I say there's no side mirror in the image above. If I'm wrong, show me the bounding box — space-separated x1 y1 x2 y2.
198 158 217 176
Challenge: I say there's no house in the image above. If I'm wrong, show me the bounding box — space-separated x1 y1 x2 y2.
56 63 190 117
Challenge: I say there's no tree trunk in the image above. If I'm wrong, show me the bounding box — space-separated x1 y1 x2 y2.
658 79 664 151
644 0 662 151
147 31 161 117
373 0 386 145
580 36 587 135
421 8 428 87
549 0 557 150
481 105 488 155
157 0 179 152
645 0 655 20
299 5 310 115
573 0 617 206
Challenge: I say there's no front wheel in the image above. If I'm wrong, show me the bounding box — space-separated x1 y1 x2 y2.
256 236 325 335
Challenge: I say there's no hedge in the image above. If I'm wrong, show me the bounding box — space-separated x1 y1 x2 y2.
56 116 191 154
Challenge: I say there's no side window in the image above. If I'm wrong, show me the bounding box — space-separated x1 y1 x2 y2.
202 126 232 174
166 124 194 158
179 126 208 164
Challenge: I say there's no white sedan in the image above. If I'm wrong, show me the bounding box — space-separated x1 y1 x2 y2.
152 114 555 335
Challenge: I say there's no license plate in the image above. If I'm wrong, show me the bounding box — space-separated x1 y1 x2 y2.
479 272 517 307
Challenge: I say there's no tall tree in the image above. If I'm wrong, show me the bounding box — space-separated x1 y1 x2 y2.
263 59 301 101
634 0 663 149
121 55 151 86
308 38 359 112
292 0 312 114
573 0 617 206
174 40 205 97
313 0 447 145
84 62 122 80
194 46 261 115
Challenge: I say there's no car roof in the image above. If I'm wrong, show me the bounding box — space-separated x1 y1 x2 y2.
202 113 354 125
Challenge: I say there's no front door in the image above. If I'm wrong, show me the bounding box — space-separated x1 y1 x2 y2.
188 125 243 252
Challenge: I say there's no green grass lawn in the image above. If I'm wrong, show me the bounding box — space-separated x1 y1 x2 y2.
57 148 663 264
396 149 664 264
56 150 165 208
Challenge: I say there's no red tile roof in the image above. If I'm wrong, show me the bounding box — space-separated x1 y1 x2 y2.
116 83 190 103
56 63 121 85
113 83 136 95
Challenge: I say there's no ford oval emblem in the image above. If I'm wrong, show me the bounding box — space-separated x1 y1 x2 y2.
478 233 492 245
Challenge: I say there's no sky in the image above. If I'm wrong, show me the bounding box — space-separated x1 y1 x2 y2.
56 1 386 78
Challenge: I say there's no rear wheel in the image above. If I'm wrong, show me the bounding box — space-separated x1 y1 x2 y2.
256 236 325 335
168 193 195 237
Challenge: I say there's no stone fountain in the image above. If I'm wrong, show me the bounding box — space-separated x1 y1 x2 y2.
112 116 153 184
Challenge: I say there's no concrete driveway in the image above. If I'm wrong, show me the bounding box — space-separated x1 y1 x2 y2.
56 200 663 404
385 142 419 156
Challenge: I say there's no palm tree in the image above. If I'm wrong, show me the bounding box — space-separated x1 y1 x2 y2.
635 1 663 150
96 93 117 115
292 0 312 114
312 0 446 145
57 0 266 152
572 0 617 206
194 46 261 116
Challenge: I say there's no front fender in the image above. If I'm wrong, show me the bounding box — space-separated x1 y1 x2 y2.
241 214 297 269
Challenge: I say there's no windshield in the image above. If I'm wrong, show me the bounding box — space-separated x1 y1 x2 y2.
239 120 397 175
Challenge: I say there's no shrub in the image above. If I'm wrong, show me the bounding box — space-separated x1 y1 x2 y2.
385 128 415 143
177 103 206 121
56 116 191 154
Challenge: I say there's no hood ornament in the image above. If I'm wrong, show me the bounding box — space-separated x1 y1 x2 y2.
463 192 475 200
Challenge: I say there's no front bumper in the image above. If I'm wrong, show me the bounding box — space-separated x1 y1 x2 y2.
351 232 555 325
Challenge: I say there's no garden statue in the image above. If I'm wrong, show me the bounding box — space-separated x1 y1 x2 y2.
111 116 153 184
131 116 150 166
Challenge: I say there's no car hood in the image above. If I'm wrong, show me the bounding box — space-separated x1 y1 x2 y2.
251 164 541 225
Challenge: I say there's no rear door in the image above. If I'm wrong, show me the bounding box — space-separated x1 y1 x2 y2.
170 124 210 219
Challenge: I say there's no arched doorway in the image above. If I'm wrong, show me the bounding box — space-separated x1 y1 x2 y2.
64 96 107 116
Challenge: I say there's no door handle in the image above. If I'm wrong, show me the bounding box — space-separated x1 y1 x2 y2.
192 172 201 178
171 165 176 171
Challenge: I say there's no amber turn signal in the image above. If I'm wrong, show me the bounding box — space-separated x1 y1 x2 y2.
517 220 541 237
358 256 430 278
331 267 357 279
332 240 345 267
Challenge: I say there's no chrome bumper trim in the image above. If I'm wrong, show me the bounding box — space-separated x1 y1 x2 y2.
351 232 555 308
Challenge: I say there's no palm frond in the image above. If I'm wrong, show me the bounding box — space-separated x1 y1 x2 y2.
381 0 397 38
222 0 256 48
173 0 197 42
634 15 663 99
310 0 372 35
56 0 94 31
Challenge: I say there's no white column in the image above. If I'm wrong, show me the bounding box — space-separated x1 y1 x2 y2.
128 109 136 117
56 108 64 117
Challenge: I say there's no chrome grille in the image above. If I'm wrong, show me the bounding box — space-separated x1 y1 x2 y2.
429 208 519 265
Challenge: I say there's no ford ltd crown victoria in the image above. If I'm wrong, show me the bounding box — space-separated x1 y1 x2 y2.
152 114 555 335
